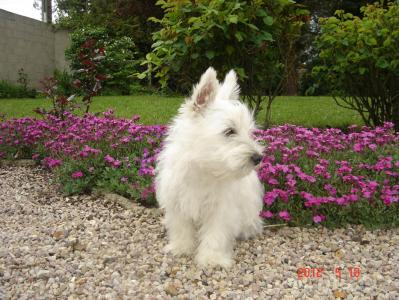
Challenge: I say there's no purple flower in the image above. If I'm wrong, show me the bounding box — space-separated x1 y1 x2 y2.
71 171 84 179
268 178 279 185
104 154 115 163
353 143 363 152
313 214 326 223
112 160 121 168
278 210 291 221
368 143 377 151
263 191 279 206
42 157 62 168
324 184 337 196
260 211 274 218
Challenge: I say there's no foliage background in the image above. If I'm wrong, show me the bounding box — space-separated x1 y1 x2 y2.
313 2 399 130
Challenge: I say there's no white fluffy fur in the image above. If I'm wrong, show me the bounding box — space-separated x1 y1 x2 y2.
155 67 264 268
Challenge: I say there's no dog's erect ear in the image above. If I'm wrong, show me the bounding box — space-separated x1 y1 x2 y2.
218 70 240 101
191 67 219 109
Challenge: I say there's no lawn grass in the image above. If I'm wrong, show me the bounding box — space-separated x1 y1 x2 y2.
0 95 363 128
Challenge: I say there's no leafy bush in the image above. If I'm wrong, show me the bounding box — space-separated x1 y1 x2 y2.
313 2 399 130
0 81 33 99
35 48 107 117
140 0 309 126
66 26 139 95
0 70 37 99
71 37 108 113
128 83 158 96
34 77 79 119
1 114 398 228
52 69 77 96
55 0 163 58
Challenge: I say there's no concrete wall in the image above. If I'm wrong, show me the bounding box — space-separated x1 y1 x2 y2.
0 9 70 89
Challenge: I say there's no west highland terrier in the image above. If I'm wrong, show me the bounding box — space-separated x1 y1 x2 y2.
155 67 264 268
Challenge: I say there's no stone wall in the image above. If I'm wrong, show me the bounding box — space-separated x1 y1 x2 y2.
0 9 70 89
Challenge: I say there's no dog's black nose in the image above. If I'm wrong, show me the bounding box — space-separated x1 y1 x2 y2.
251 154 263 165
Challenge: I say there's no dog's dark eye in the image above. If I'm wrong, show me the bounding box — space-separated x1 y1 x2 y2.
224 128 236 136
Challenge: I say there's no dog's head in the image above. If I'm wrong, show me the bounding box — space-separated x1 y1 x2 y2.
178 67 264 179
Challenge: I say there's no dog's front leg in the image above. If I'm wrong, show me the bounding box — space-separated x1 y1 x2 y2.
195 213 235 268
163 210 196 256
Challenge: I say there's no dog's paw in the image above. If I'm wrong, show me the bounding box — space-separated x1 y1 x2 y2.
164 242 195 256
239 225 263 240
195 250 233 269
239 218 264 240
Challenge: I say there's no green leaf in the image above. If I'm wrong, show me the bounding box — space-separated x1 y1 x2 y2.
235 67 247 79
259 31 273 42
256 9 268 17
376 58 389 69
205 50 215 59
391 60 399 68
247 23 259 31
235 31 244 41
226 45 234 55
383 37 392 47
193 35 203 43
359 67 367 75
228 15 238 24
188 17 198 24
263 16 273 26
365 37 377 46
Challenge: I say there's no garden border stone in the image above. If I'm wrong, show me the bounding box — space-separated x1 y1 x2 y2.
0 159 36 167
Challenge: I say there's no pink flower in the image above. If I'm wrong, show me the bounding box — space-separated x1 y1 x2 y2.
263 190 279 206
368 143 377 151
104 154 115 163
78 151 89 157
313 214 326 223
268 178 279 185
43 157 62 168
278 210 291 221
260 211 274 218
71 171 84 179
112 160 121 168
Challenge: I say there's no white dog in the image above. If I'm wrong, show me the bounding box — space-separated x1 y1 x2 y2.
155 67 264 268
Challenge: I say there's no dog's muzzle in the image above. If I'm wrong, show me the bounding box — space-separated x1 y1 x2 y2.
250 154 263 165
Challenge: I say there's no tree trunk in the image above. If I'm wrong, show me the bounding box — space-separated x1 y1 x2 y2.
283 66 299 96
392 97 399 132
42 0 52 23
263 96 274 129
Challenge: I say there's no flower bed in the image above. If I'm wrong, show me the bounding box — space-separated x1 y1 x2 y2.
256 124 399 228
1 113 398 228
0 111 165 205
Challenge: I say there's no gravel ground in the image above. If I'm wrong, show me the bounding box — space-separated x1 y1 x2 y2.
0 166 398 300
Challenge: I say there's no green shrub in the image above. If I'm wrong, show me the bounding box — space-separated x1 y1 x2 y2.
55 0 163 59
52 69 77 96
313 2 399 130
0 80 36 99
66 26 140 95
140 0 308 127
